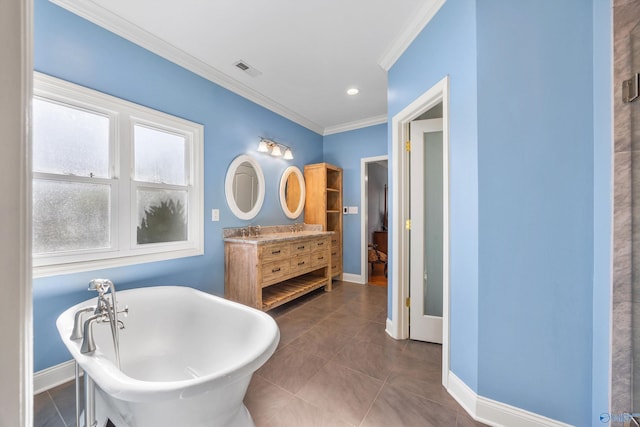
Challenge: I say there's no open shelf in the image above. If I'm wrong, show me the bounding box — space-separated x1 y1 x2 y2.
327 190 341 211
327 168 341 191
262 273 329 311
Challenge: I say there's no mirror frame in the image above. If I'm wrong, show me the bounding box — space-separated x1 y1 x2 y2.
279 166 306 219
225 154 265 220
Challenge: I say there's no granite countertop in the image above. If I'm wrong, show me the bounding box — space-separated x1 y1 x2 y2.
223 224 334 244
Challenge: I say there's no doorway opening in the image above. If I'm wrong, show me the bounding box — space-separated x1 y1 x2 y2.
388 76 450 387
360 156 389 286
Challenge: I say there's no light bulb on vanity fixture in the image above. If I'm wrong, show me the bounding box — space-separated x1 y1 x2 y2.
270 144 282 157
257 137 293 160
257 139 270 152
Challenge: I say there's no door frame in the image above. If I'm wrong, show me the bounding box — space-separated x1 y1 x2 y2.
388 76 450 386
360 155 389 284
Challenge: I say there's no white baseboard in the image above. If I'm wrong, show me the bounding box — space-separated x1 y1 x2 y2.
34 360 78 394
341 273 365 284
447 372 574 427
385 317 400 339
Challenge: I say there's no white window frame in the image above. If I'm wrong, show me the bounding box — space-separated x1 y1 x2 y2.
33 72 204 278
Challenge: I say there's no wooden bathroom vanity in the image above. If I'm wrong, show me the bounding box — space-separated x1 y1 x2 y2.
224 225 334 311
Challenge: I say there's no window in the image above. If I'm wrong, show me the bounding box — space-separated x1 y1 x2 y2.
33 73 204 277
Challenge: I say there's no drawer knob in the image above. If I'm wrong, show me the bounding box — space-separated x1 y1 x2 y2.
272 267 281 273
317 242 324 246
318 256 324 260
297 246 305 250
298 261 305 266
272 250 281 255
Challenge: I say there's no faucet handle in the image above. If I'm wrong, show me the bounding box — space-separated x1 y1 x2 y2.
118 305 129 317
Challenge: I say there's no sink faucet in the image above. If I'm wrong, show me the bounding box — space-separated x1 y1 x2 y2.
75 279 127 370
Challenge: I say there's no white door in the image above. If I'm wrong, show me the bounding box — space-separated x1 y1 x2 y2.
409 119 444 343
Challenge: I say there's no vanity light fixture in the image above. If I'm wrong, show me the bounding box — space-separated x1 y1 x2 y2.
257 137 294 160
347 87 359 96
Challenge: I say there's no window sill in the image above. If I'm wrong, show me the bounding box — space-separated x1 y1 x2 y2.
32 247 204 279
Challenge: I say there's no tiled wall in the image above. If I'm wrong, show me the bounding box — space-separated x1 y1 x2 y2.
612 0 640 415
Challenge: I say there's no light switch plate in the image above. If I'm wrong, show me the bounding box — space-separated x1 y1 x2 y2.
348 206 358 214
211 209 220 221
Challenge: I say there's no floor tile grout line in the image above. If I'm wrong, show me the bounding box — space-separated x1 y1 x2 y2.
357 373 388 427
279 348 361 427
251 374 297 400
291 378 359 427
47 391 69 427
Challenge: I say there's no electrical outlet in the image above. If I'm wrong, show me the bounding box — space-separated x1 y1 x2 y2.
211 209 220 222
343 207 348 214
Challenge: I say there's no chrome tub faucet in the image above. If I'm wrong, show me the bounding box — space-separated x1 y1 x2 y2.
70 279 127 370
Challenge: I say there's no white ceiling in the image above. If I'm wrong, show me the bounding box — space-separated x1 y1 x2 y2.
52 0 444 135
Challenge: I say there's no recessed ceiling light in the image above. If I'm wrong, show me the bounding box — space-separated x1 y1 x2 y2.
347 88 359 96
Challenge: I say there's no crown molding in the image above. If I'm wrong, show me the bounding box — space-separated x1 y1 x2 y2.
49 0 325 135
378 0 446 71
323 114 387 136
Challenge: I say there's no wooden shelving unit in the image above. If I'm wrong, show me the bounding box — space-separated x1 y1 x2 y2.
304 163 343 278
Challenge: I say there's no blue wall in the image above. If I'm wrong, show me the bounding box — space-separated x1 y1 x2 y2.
592 0 612 424
390 0 611 425
33 0 323 371
33 1 614 424
388 0 480 391
323 124 387 276
476 1 595 424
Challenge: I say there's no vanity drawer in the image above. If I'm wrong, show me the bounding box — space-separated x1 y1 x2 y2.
290 254 311 274
330 236 340 248
330 248 341 271
311 250 329 268
262 243 290 263
310 238 329 251
290 241 311 256
262 260 290 285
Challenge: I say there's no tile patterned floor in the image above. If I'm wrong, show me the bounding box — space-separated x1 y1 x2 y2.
35 281 486 427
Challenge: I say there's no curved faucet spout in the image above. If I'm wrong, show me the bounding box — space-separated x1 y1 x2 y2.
80 314 101 354
70 307 95 340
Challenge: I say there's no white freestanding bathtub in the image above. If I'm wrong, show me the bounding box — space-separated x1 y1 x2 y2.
57 286 280 427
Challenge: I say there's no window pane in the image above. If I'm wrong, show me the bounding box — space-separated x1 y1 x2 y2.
137 189 188 244
134 125 186 185
33 98 110 178
33 180 111 253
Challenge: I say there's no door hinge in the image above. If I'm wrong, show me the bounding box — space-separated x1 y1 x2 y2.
623 73 640 103
405 140 411 152
406 297 410 307
405 219 411 230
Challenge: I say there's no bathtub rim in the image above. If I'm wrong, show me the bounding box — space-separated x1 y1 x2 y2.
56 285 280 402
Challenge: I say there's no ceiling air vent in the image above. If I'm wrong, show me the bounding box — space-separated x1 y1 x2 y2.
233 60 262 78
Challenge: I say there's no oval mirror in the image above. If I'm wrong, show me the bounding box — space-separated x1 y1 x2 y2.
279 166 305 219
225 154 265 220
